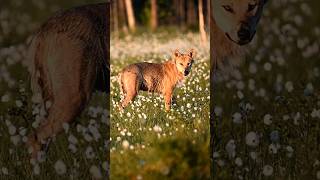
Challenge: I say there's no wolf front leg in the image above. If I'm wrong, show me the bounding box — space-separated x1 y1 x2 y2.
164 90 173 111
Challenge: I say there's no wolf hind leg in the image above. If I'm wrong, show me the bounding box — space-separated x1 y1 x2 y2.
28 92 88 158
120 72 139 109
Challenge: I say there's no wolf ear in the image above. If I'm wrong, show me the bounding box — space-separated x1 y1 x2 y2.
188 49 196 58
174 49 182 57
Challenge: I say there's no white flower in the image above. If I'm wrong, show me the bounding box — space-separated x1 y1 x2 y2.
268 144 278 154
1 94 10 102
1 167 8 175
68 134 78 144
262 165 273 176
250 151 257 160
225 139 236 158
62 123 69 133
54 160 66 175
85 146 95 159
214 107 223 116
285 81 294 92
187 103 191 108
33 164 40 175
8 125 16 135
19 127 27 136
245 132 259 147
15 100 23 107
263 114 272 125
212 152 220 158
286 146 294 157
311 109 320 118
235 157 243 167
10 135 20 146
68 144 77 153
232 112 242 124
90 165 102 179
153 125 162 133
88 125 101 141
122 140 129 149
116 136 121 142
317 171 320 179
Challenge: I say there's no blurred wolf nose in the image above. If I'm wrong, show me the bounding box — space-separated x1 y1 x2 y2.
238 25 251 41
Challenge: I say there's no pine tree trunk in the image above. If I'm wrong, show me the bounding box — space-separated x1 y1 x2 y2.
198 0 207 44
179 0 185 27
187 0 196 27
118 0 128 33
111 0 119 36
150 0 158 30
124 0 136 32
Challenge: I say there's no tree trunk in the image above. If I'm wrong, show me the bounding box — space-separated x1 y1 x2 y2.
111 0 119 36
124 0 136 32
150 0 158 30
206 0 210 30
118 0 128 33
179 0 185 27
187 0 196 27
198 0 207 44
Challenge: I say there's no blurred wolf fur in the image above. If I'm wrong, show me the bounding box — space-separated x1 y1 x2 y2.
26 3 109 158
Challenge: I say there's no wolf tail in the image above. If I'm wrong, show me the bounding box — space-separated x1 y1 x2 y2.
27 33 53 105
27 35 42 100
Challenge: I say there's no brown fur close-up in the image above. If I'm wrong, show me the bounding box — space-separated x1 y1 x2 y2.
118 49 196 111
26 3 109 159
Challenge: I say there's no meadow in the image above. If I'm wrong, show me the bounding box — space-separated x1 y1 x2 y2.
110 31 211 179
0 0 108 179
212 0 320 179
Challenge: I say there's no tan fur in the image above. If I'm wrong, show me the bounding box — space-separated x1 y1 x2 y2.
118 49 196 111
26 3 109 159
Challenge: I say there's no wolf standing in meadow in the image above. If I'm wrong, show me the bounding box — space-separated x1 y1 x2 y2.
26 3 109 158
118 49 196 111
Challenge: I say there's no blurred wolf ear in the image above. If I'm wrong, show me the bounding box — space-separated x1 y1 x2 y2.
188 49 196 58
173 49 182 57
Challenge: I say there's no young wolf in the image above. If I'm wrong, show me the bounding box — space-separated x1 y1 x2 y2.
118 49 196 111
26 3 109 159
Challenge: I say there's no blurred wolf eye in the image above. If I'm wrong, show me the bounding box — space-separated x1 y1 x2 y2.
222 5 234 13
180 63 183 66
248 3 257 12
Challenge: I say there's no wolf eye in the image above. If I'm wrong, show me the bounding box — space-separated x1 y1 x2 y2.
248 4 257 12
222 5 234 13
179 63 183 66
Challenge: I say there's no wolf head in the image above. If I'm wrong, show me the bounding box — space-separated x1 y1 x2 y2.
173 49 196 76
212 0 268 45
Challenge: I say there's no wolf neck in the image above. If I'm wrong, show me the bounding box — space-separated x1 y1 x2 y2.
164 60 184 84
211 16 243 65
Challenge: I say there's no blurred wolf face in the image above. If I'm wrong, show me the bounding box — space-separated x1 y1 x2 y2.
212 0 268 45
